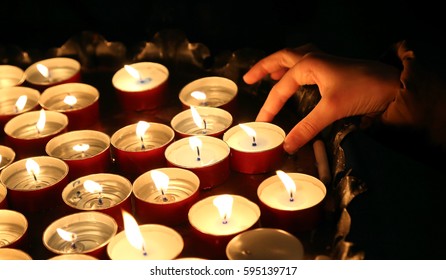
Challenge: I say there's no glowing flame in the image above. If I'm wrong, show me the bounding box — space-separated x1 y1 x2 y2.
190 106 205 129
36 63 50 79
83 180 102 194
15 95 27 112
239 123 256 138
56 228 77 242
124 65 142 81
213 194 233 224
136 121 150 139
36 109 46 133
0 155 2 164
150 170 169 195
122 210 146 255
191 91 206 101
276 170 296 201
26 159 40 178
64 95 77 107
73 143 90 153
189 136 202 151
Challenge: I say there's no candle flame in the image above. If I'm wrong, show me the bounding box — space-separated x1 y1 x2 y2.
276 170 296 201
190 106 205 129
0 155 2 164
36 109 46 133
124 65 142 81
191 91 207 101
213 194 233 224
64 95 77 107
83 179 102 194
122 210 147 255
25 159 40 177
239 123 257 146
15 95 27 112
56 228 77 242
73 143 90 153
136 121 150 140
189 136 202 161
150 170 169 195
36 63 50 79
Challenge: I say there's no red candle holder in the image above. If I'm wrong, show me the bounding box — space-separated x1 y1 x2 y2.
164 135 230 190
133 167 200 226
0 156 69 213
188 194 261 259
3 110 68 159
39 83 100 130
61 173 133 231
111 122 174 181
0 65 26 89
112 62 169 111
0 209 28 250
223 122 286 174
24 57 81 92
170 106 233 139
45 130 111 180
257 172 327 233
178 76 238 113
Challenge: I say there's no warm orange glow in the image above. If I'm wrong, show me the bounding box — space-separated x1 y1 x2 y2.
36 109 46 133
213 194 233 223
63 95 77 107
83 180 102 194
190 106 205 129
73 143 90 153
136 121 150 140
15 95 27 112
276 170 296 200
36 64 50 79
25 159 40 178
150 170 169 195
124 65 142 81
239 123 256 138
56 228 77 242
122 210 146 255
190 91 206 101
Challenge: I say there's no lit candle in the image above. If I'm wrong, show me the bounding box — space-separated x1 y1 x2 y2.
257 171 327 232
188 194 260 259
0 65 26 89
4 109 68 159
42 211 118 259
179 76 238 112
0 145 15 173
112 62 169 111
170 106 233 138
111 121 174 180
0 209 28 250
24 57 81 91
107 211 184 260
45 130 111 180
39 83 100 130
225 228 305 260
133 167 200 226
223 122 285 174
0 156 69 213
0 86 40 130
61 173 133 230
0 248 32 260
164 135 230 190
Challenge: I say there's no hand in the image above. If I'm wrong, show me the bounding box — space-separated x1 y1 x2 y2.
243 46 401 154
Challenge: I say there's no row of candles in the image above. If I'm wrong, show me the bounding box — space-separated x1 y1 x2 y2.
0 57 327 260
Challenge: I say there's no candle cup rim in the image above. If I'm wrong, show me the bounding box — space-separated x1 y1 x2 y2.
39 82 100 112
0 209 28 241
0 145 16 171
0 65 26 87
0 86 40 116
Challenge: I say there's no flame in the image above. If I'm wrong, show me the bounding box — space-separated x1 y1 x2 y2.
189 136 202 152
25 159 40 177
190 91 206 101
213 194 233 223
239 123 256 138
276 170 296 199
56 228 77 242
36 109 46 133
190 106 205 129
36 64 50 79
63 95 77 107
122 210 146 254
124 65 142 81
150 170 169 194
83 180 102 194
15 95 27 112
0 155 2 164
73 143 90 153
136 121 150 140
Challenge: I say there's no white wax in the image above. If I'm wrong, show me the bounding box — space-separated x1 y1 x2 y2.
223 122 285 152
112 62 168 92
165 136 230 168
188 195 260 236
107 224 183 260
258 173 326 211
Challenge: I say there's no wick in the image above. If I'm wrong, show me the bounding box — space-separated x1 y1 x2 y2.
196 146 201 161
14 106 19 114
160 189 168 202
70 241 77 250
289 192 294 202
36 125 41 135
31 171 38 182
142 244 148 256
222 214 228 224
140 136 146 150
202 119 207 134
252 136 257 146
98 193 103 205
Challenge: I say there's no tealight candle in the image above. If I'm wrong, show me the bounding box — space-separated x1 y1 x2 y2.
0 145 15 173
0 86 40 130
226 228 304 260
4 109 68 159
111 121 174 180
170 106 233 139
223 122 285 174
257 171 327 232
42 211 118 259
178 76 238 112
45 130 111 180
133 167 200 226
107 211 184 260
164 135 230 190
0 248 32 260
112 62 169 111
24 57 81 92
0 156 69 213
39 83 100 130
0 65 26 89
61 173 133 230
49 253 98 260
0 209 28 250
188 194 261 259
0 183 7 209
